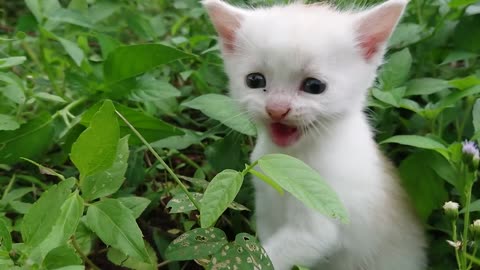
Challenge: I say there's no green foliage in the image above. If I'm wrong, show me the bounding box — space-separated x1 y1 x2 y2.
0 0 479 269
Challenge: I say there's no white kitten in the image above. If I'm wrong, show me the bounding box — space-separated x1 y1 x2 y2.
203 0 427 269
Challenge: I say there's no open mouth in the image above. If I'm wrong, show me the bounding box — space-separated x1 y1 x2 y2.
268 122 301 147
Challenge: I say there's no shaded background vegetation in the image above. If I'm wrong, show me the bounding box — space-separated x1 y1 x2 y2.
1 0 480 269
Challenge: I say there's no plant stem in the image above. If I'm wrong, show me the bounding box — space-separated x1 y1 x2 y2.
453 221 462 270
1 174 16 201
462 172 476 269
38 29 63 97
71 236 100 270
242 160 258 177
115 110 201 211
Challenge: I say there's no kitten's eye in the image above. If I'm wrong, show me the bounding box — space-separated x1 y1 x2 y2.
246 73 266 89
301 78 327 94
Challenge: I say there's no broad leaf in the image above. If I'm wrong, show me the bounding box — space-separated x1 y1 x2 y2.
21 178 75 247
381 135 448 158
453 14 480 53
200 169 244 228
399 152 448 221
32 191 84 259
183 94 256 136
0 113 54 165
208 233 273 270
71 100 119 179
379 48 412 90
0 114 20 131
104 44 192 83
258 154 348 223
25 0 61 23
166 192 203 214
86 199 150 263
81 136 129 201
165 227 228 260
0 219 12 251
107 242 158 270
43 245 82 269
118 196 151 219
0 57 27 69
405 78 450 96
80 102 183 144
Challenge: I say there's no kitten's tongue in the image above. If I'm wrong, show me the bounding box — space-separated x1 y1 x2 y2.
269 122 301 147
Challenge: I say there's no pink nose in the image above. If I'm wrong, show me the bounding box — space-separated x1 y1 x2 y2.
266 106 290 121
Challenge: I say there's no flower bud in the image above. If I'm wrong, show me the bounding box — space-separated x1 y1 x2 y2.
470 219 480 241
462 140 480 170
443 201 459 220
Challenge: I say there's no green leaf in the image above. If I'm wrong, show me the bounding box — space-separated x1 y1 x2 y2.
381 135 448 157
21 178 74 247
70 100 120 179
0 219 12 251
107 242 158 270
118 196 151 219
48 8 93 28
389 23 424 48
81 136 129 201
405 78 450 96
258 154 348 223
248 169 284 195
128 75 181 102
208 233 273 270
104 44 192 83
183 94 256 136
453 14 480 53
371 88 401 107
80 102 183 144
32 190 84 259
379 48 412 90
436 85 480 110
441 51 478 65
86 198 150 263
0 73 26 104
0 57 27 69
166 192 203 214
43 245 82 269
399 152 448 221
449 0 479 7
25 0 61 23
0 115 20 131
1 187 33 205
165 227 228 261
57 36 85 67
449 76 480 90
0 112 54 165
34 92 67 103
200 170 244 228
205 133 246 171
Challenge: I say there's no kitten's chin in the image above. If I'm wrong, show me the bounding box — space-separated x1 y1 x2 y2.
268 122 301 147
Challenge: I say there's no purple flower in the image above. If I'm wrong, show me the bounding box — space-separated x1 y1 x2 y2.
462 140 480 160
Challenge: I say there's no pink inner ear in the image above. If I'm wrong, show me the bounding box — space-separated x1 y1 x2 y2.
359 31 390 60
356 1 405 61
206 3 243 53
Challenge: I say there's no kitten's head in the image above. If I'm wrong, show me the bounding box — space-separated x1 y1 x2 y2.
203 0 407 147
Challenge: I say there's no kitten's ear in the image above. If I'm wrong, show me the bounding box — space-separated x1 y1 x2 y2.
202 0 246 53
355 0 408 61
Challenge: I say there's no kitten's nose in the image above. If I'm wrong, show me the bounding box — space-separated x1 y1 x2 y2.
266 105 291 121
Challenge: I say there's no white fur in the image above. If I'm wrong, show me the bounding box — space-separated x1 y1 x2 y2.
204 1 427 269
